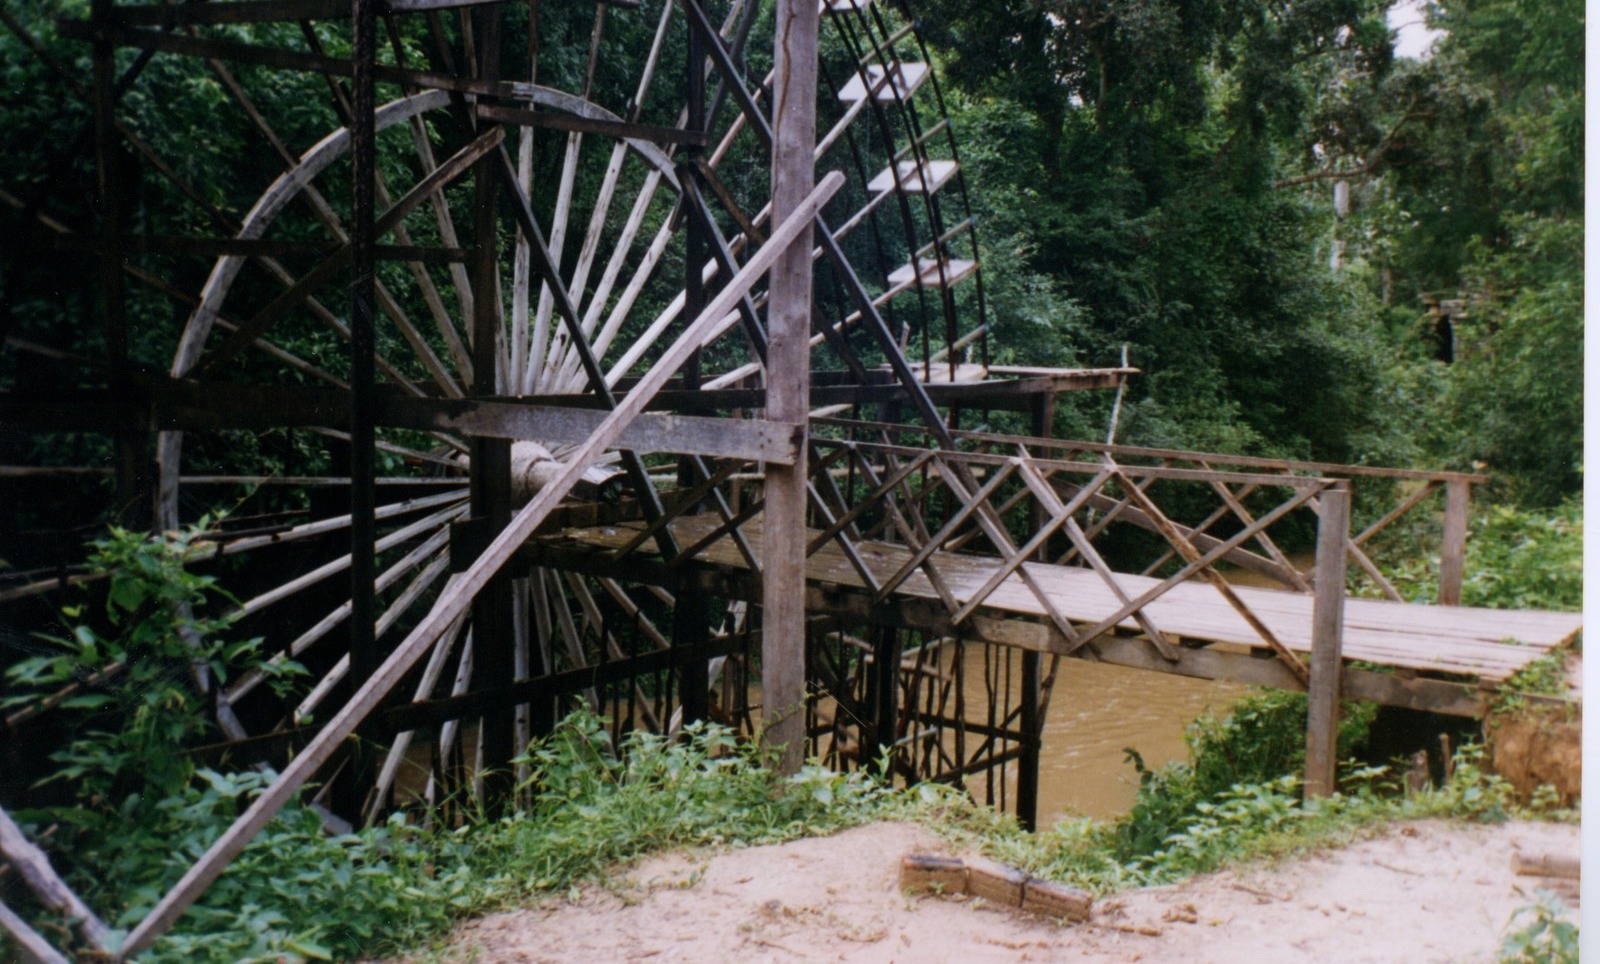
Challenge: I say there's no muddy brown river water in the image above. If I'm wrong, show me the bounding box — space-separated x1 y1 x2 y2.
1027 659 1245 822
962 562 1308 824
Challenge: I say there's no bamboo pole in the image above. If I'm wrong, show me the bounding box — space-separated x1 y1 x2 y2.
0 806 111 953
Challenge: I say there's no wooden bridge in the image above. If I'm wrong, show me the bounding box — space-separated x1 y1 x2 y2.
553 513 1580 691
517 419 1580 815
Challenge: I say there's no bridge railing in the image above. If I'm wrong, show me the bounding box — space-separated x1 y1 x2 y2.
813 417 1489 606
801 421 1358 797
592 419 1363 799
803 425 1344 673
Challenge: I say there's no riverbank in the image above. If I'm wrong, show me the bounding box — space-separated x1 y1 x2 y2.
410 818 1577 962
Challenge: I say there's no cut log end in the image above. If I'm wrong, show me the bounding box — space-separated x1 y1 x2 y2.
899 853 967 895
964 856 1027 908
1023 877 1093 922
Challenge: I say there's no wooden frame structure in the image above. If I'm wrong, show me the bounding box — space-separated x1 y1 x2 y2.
0 0 1581 956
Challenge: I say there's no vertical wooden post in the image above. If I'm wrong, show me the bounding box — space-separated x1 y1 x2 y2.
468 5 515 807
1305 483 1350 799
760 0 817 774
1015 391 1055 831
92 0 147 527
674 2 712 728
1437 479 1470 606
345 0 380 815
1016 652 1040 830
869 625 900 768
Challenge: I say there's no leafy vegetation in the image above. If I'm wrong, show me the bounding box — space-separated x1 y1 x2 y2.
1116 691 1376 857
927 695 1570 903
917 0 1582 504
1498 891 1580 964
6 709 912 961
0 0 1582 958
0 532 1573 961
0 528 903 959
1383 500 1583 610
2 522 302 804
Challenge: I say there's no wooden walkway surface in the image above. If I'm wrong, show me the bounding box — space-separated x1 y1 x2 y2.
563 516 1582 686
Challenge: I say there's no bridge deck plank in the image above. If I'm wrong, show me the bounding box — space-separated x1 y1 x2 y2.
561 516 1581 684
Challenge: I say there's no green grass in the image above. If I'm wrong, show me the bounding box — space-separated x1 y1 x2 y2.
8 701 1576 963
8 713 923 962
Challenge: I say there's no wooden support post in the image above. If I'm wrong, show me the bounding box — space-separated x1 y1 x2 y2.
1305 483 1350 799
870 624 900 768
760 0 817 774
674 589 712 726
91 0 145 527
1016 650 1040 831
675 6 712 730
469 9 516 807
1437 479 1469 606
1015 391 1054 831
344 0 380 820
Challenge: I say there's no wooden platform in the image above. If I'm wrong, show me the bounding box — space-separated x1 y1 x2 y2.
560 515 1582 687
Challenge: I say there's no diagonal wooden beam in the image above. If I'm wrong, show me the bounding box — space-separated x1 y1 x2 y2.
950 464 1112 639
803 479 884 595
936 466 1083 647
0 807 111 955
873 461 1017 605
0 898 69 964
613 460 742 558
1352 479 1439 548
493 143 682 560
1106 461 1310 686
116 172 845 959
847 453 960 614
1202 468 1311 593
804 446 935 553
1015 462 1171 658
1069 483 1328 649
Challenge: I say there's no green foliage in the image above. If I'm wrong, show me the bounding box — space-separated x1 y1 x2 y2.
1495 653 1571 701
915 0 1581 500
1385 500 1582 610
931 700 1551 902
3 522 301 803
68 770 463 962
492 712 897 893
1117 690 1375 856
1446 217 1584 504
7 708 909 961
1498 892 1579 963
1423 743 1518 824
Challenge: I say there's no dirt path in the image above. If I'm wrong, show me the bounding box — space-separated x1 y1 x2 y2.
419 819 1577 963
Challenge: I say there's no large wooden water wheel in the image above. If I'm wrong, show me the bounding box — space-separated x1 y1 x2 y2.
2 0 1023 822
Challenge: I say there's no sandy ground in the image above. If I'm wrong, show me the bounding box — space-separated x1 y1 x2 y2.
416 819 1578 963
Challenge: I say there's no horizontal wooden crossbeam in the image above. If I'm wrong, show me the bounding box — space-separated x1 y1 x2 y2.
0 382 802 465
